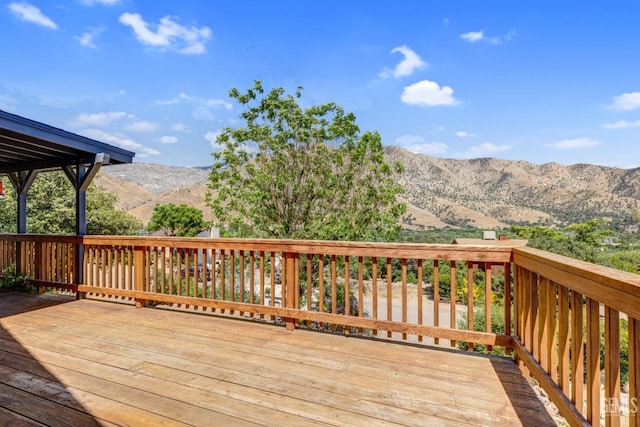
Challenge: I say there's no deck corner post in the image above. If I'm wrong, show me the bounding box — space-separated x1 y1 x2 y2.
283 251 298 331
134 245 146 308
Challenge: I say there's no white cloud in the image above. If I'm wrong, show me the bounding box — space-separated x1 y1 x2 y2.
457 142 511 158
171 123 189 132
401 80 459 107
460 31 484 42
75 27 104 49
119 12 211 55
156 98 179 105
207 99 233 109
81 129 159 157
469 142 510 154
456 131 477 138
608 92 640 111
603 120 640 129
160 135 178 144
379 45 427 79
205 130 222 149
395 135 448 155
8 2 57 29
126 120 159 132
193 106 216 121
0 94 17 111
71 111 127 127
460 30 515 44
545 137 601 149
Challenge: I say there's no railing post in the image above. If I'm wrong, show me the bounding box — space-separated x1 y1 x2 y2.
134 245 146 308
283 251 297 331
75 237 86 299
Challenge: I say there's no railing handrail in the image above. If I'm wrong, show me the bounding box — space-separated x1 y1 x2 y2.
514 246 640 319
78 235 513 262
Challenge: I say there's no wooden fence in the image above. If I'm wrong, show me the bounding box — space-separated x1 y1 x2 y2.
1 234 639 426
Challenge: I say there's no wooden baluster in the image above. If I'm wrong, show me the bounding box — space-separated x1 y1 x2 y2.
604 306 621 427
485 263 492 352
344 256 350 335
558 285 570 398
269 252 274 307
586 297 600 425
539 277 549 369
318 255 324 329
386 257 392 338
220 249 226 304
307 253 312 313
230 249 235 310
249 251 255 316
401 258 407 340
531 273 539 364
505 262 512 354
422 259 428 344
548 281 558 384
239 250 245 315
450 260 457 347
34 241 43 293
331 254 337 331
467 261 474 351
294 254 300 327
629 318 639 427
371 257 377 336
357 256 363 334
259 251 265 318
571 290 584 415
168 248 175 296
194 249 200 295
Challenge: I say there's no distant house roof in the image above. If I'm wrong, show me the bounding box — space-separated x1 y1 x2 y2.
0 110 134 173
452 238 529 247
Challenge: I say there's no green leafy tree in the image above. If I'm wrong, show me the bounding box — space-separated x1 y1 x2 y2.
147 203 205 237
0 172 142 235
564 218 612 248
208 80 405 241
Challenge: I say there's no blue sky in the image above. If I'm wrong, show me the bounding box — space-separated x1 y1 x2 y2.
1 1 639 168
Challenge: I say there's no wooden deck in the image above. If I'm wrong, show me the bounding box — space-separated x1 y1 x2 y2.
0 292 556 426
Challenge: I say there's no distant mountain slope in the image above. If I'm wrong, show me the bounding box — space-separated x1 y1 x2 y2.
385 146 640 228
94 150 640 229
94 164 212 225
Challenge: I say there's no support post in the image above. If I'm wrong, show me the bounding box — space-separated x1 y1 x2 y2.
284 252 297 330
63 154 108 299
7 171 38 276
134 246 146 308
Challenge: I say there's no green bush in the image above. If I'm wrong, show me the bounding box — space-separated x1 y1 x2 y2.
0 264 32 292
457 303 508 356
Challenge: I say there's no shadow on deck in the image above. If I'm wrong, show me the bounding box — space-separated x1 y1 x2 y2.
0 292 556 426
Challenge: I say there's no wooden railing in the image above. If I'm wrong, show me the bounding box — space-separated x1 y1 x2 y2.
1 234 639 426
0 234 80 291
513 247 640 427
79 236 514 349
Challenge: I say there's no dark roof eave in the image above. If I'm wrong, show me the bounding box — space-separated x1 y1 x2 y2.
0 110 135 166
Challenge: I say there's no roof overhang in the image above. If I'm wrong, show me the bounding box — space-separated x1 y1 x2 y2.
0 110 135 174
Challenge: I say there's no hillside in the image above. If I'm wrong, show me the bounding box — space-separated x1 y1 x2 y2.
94 148 640 229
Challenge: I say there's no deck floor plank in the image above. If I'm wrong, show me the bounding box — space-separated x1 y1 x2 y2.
0 293 556 426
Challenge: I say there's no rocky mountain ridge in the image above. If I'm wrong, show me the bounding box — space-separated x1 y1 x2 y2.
94 147 640 229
